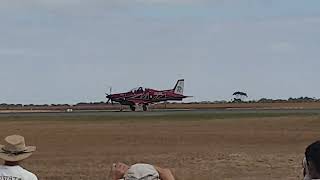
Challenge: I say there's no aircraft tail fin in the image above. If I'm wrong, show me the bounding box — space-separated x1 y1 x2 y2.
173 79 184 95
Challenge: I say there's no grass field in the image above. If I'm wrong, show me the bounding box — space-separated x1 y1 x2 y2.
0 110 319 180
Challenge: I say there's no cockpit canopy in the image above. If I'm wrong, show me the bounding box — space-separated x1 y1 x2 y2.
130 87 145 93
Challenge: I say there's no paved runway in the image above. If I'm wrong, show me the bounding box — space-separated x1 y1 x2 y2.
0 108 320 118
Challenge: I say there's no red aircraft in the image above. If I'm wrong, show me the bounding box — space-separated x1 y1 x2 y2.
106 79 190 111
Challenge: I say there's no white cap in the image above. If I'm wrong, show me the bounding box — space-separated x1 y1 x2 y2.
124 164 160 180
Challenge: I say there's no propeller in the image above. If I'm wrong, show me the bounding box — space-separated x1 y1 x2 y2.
106 87 114 105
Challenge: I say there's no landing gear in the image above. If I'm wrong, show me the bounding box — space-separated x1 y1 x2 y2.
129 104 148 111
143 104 148 111
130 105 136 111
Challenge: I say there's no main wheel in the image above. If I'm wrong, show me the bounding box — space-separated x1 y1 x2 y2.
142 104 148 111
130 105 136 111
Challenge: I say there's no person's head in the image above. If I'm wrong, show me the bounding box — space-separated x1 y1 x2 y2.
305 140 320 179
125 164 160 180
111 163 160 180
0 135 36 165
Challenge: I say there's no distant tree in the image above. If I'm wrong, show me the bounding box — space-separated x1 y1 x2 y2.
24 104 34 107
257 98 273 103
288 97 315 102
233 91 248 102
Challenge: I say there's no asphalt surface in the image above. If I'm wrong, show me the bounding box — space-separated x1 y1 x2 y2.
0 108 320 117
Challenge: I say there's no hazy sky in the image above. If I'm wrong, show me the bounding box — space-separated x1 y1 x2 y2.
1 0 320 104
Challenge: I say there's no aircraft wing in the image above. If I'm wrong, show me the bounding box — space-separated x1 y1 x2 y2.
125 98 152 105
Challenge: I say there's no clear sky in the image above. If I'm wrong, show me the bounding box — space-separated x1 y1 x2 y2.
1 0 320 104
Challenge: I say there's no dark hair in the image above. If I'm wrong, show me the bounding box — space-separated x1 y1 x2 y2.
306 141 320 173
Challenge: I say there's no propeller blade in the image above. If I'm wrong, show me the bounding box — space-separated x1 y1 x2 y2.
107 99 111 104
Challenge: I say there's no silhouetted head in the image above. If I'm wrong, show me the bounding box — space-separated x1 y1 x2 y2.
305 141 320 179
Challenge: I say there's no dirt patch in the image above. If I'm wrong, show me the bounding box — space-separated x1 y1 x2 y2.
0 115 318 179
